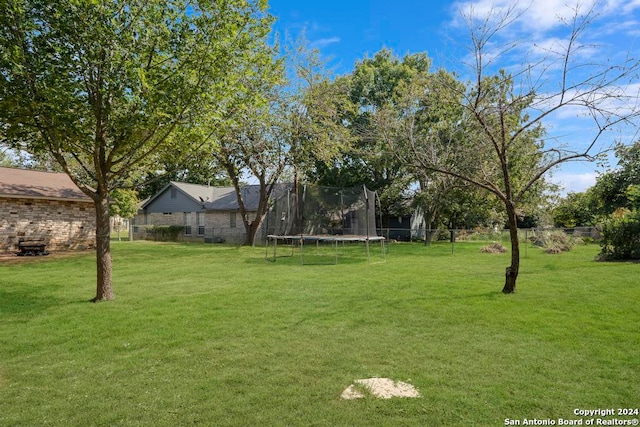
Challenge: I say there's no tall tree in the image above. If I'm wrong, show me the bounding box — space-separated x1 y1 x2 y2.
0 0 273 301
205 33 287 246
211 38 354 246
393 2 640 293
375 66 482 241
308 49 429 216
214 74 288 247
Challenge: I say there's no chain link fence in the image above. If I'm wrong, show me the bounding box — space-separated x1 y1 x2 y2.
381 226 601 244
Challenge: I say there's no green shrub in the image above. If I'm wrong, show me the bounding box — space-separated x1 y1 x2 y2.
598 210 640 260
147 225 184 242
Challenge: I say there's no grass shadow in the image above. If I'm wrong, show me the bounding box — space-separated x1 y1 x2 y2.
0 289 63 315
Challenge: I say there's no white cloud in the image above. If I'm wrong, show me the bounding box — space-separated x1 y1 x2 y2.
534 81 640 122
550 171 598 194
310 36 340 49
451 0 599 32
617 0 640 14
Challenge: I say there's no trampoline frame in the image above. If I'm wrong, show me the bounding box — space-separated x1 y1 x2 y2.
265 234 386 265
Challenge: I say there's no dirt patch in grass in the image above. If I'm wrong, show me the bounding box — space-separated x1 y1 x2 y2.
341 378 421 399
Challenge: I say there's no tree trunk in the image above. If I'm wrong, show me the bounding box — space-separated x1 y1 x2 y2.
424 211 436 246
425 227 433 246
92 196 114 302
244 215 265 246
244 182 276 246
502 201 519 294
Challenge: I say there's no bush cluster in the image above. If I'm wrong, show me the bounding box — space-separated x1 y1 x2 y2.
598 211 640 260
147 225 184 242
480 242 507 253
530 230 579 254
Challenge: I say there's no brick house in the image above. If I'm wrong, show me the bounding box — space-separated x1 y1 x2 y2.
0 166 95 254
133 181 291 245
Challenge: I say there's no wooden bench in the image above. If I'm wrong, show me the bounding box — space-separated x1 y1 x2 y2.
17 238 49 256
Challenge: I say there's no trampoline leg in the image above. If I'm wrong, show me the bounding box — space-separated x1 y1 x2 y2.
366 239 370 263
300 239 304 265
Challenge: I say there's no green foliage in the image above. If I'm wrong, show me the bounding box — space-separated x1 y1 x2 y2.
146 225 184 242
0 0 274 194
287 51 355 170
626 184 640 209
553 191 597 227
308 49 433 217
590 141 640 216
0 0 275 298
599 210 640 260
0 146 19 167
109 189 139 220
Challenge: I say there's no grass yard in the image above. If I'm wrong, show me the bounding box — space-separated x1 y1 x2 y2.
0 241 638 426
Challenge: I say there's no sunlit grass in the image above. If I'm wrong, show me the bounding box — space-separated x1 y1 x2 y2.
1 241 638 426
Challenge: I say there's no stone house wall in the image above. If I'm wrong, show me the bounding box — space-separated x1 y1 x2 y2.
133 211 255 244
203 211 248 243
0 196 96 253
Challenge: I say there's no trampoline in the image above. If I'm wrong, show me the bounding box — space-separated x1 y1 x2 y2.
264 185 386 264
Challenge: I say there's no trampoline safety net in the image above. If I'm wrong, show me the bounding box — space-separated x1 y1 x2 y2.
265 184 380 238
264 184 386 264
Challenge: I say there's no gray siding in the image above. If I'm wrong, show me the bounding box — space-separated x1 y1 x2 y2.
144 187 204 213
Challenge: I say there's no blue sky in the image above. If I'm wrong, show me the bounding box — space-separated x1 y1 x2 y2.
267 0 640 195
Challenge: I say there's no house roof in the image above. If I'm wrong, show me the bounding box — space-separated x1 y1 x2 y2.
142 181 292 211
0 166 91 201
205 185 260 211
140 181 228 209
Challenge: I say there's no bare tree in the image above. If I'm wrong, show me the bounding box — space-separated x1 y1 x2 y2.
397 2 640 293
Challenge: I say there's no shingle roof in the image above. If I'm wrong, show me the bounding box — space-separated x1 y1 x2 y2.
140 181 236 209
204 183 292 211
144 181 292 211
204 185 257 210
0 166 90 201
170 181 228 204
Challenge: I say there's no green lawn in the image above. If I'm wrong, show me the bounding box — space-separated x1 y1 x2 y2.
1 241 638 426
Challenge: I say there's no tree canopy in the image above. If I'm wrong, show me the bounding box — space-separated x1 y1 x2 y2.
0 0 275 300
307 49 430 218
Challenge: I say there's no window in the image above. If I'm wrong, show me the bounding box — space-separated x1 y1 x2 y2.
229 212 237 228
197 212 205 236
184 212 193 235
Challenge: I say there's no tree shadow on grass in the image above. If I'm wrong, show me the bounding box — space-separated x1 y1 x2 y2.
0 289 64 315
